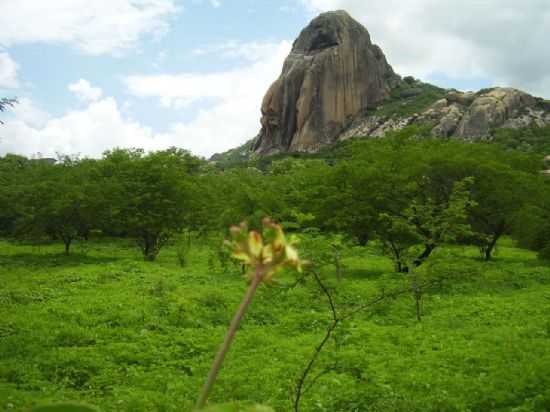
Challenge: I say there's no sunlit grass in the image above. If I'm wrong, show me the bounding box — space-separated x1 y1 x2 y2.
1 237 549 411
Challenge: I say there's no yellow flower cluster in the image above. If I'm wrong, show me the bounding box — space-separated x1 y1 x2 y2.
226 217 303 283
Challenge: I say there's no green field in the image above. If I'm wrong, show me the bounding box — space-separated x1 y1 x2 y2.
1 237 549 412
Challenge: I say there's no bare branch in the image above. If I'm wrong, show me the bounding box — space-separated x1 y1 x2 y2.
293 276 440 411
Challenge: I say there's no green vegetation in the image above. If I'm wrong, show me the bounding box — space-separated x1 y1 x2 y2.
2 236 550 411
2 126 550 411
374 81 446 118
493 125 550 154
210 139 256 168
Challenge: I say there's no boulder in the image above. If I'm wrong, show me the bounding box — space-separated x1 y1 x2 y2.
252 10 402 154
446 91 476 106
455 88 537 138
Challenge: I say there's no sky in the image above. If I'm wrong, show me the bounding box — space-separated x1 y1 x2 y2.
0 0 549 159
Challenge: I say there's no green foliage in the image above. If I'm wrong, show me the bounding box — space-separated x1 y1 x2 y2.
2 124 550 410
1 128 546 263
1 238 550 411
203 404 273 412
13 156 103 254
375 82 446 118
31 404 98 412
99 147 200 260
493 125 550 154
509 177 550 261
175 235 192 268
209 139 256 168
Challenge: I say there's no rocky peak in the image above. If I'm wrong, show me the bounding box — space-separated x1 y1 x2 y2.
252 11 402 155
292 11 366 53
245 11 550 157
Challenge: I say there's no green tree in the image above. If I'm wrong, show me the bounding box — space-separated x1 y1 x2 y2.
0 154 30 235
513 184 550 260
101 148 199 261
16 156 103 254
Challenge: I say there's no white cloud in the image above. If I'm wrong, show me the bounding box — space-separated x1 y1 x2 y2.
127 41 291 108
0 52 18 88
124 41 292 155
0 41 291 158
301 0 550 97
9 98 51 129
210 0 221 8
0 0 179 55
68 79 104 103
192 40 287 62
1 97 154 157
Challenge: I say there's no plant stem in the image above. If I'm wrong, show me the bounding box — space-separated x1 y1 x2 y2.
194 264 264 410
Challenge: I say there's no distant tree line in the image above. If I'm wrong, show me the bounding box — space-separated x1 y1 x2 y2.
1 126 549 262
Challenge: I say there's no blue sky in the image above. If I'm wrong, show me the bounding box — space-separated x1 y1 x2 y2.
1 0 549 158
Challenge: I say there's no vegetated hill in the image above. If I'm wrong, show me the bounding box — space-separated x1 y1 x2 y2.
213 10 550 163
209 139 255 166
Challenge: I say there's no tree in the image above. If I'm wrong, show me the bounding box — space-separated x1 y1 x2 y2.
101 148 199 261
328 130 477 271
374 177 475 272
411 142 540 261
0 154 32 236
512 184 550 260
16 157 103 254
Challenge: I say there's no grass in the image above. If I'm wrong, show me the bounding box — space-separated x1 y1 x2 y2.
1 237 550 411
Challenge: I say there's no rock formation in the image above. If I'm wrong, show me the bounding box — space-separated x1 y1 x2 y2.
252 10 402 154
341 87 550 141
240 11 550 157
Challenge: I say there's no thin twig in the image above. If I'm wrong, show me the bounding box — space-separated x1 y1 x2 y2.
293 271 339 412
293 275 438 412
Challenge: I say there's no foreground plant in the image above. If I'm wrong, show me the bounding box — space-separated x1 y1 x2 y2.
195 218 303 410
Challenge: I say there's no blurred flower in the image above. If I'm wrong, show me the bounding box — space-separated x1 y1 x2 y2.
226 217 303 283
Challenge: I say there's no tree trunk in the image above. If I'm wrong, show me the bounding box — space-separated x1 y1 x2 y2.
400 244 436 273
411 269 422 321
144 251 157 261
414 243 435 268
142 235 158 261
63 238 72 255
396 261 403 273
388 241 404 273
485 227 504 261
357 232 369 246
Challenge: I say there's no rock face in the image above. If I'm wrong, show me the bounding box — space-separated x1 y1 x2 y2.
342 87 550 141
242 11 550 157
252 10 401 154
455 88 537 137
